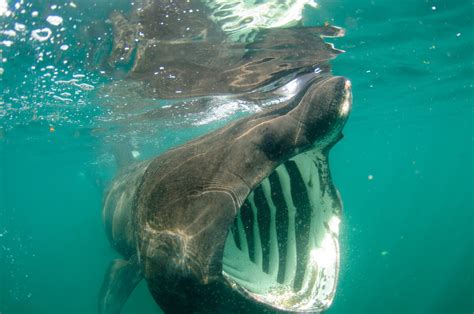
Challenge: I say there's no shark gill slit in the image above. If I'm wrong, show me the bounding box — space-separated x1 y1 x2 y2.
261 178 280 280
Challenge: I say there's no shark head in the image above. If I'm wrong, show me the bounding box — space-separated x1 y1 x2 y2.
220 75 351 313
131 72 352 313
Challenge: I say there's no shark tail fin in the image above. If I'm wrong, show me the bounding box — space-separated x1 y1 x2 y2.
98 256 142 314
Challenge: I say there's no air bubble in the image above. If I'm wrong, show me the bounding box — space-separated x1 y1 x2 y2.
3 29 16 37
1 40 14 47
14 23 26 32
31 28 52 41
46 15 63 26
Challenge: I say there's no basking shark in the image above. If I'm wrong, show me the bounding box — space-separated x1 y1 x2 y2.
100 72 352 313
96 1 352 313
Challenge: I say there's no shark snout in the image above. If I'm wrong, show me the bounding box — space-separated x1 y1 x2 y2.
287 75 352 146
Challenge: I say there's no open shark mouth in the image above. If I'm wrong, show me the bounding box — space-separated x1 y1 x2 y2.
222 149 341 312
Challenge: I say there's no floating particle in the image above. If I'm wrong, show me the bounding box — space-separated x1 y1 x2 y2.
3 29 16 37
31 28 52 41
1 40 14 47
55 78 78 85
368 174 374 180
14 23 26 32
46 15 63 26
73 82 94 91
0 0 11 16
60 44 69 51
52 95 72 103
431 6 436 10
31 11 39 17
49 126 55 132
381 251 388 256
456 33 461 37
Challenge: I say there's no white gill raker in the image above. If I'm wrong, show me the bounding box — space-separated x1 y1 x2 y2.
296 261 320 309
247 192 263 269
297 152 340 308
236 209 249 257
275 164 297 286
326 236 341 304
285 254 319 309
292 154 322 291
221 269 266 295
261 177 280 280
221 258 259 291
315 156 342 305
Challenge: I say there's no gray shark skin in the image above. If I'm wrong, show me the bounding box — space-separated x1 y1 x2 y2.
100 73 352 314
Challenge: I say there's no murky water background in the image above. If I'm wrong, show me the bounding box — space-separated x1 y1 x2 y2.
0 0 472 313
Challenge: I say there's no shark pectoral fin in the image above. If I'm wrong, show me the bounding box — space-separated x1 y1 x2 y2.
98 257 142 314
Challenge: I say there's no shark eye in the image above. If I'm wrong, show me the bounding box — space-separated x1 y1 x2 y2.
222 150 341 312
260 131 285 160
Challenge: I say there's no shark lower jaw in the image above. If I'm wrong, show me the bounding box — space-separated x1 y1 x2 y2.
222 148 341 312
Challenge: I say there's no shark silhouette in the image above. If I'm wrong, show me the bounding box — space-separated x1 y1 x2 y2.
98 1 352 313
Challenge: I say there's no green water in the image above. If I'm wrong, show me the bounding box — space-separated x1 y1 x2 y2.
0 0 472 313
